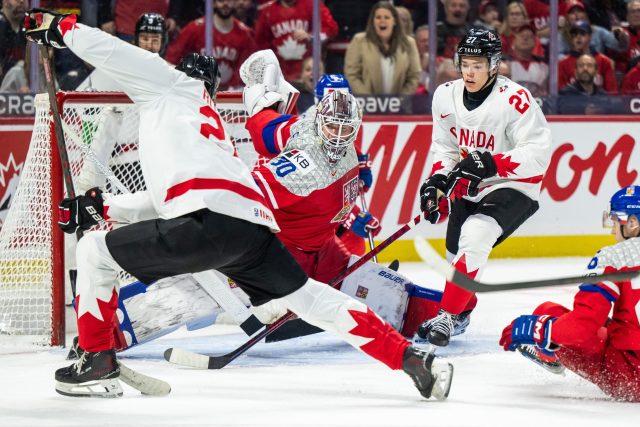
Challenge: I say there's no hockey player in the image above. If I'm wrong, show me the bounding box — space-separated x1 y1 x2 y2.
25 10 452 400
500 186 640 402
417 27 552 346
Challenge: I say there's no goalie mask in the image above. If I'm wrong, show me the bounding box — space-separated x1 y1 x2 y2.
316 90 362 165
176 53 222 99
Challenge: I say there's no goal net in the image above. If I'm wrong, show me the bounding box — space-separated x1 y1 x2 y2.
0 91 261 350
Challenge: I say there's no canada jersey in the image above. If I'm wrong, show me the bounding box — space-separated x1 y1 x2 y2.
61 20 278 231
165 18 256 89
569 238 640 351
430 76 552 202
249 115 359 251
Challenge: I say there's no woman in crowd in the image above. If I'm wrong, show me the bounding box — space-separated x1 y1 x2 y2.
499 1 544 57
344 1 421 95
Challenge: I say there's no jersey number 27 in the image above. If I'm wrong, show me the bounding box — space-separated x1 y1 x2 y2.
509 89 530 114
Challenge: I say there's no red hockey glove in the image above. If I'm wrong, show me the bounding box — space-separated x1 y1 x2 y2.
58 187 105 234
358 154 373 192
341 205 381 238
24 8 75 49
499 315 558 352
419 173 450 224
446 151 497 199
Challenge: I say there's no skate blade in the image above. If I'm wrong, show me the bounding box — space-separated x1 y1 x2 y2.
55 378 123 398
411 335 435 353
431 362 454 401
518 346 566 376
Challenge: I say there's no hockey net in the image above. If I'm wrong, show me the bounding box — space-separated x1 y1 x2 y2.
0 91 259 350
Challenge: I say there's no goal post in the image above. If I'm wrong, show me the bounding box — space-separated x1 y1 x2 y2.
0 90 261 350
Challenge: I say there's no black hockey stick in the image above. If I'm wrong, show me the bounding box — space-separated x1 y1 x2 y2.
413 236 640 292
38 44 170 395
163 213 426 369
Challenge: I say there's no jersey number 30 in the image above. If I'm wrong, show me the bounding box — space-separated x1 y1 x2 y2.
508 89 530 114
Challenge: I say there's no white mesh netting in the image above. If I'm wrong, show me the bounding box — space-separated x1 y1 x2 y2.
0 92 255 349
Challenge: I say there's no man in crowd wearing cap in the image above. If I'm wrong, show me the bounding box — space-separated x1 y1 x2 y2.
558 20 618 94
560 0 628 55
507 23 549 96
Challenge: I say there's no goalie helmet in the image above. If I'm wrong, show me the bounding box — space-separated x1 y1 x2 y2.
314 74 352 103
176 53 222 99
454 27 502 73
135 13 168 56
316 90 362 165
603 185 640 228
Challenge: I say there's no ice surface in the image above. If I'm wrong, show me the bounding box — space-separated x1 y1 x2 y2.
1 258 638 427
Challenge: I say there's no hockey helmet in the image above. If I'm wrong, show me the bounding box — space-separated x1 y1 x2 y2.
135 12 168 56
454 27 502 73
603 185 640 228
314 74 352 103
176 53 222 99
316 90 362 165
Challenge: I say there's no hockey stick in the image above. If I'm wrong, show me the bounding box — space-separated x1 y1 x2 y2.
413 236 640 292
38 45 170 395
163 213 426 369
359 184 377 263
118 362 171 396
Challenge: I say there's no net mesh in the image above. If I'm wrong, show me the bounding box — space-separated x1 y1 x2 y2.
0 92 255 349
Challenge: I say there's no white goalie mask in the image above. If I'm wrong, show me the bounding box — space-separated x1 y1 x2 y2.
316 90 362 165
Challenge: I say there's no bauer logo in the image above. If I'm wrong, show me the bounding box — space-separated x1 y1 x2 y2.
355 285 369 299
377 270 406 285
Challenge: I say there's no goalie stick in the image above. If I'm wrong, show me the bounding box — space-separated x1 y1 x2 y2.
163 213 426 369
413 237 640 292
38 45 170 396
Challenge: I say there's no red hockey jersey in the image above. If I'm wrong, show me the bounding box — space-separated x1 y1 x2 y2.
254 0 338 81
165 17 256 88
246 109 359 251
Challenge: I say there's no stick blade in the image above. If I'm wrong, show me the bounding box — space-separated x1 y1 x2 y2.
164 347 232 370
118 362 171 396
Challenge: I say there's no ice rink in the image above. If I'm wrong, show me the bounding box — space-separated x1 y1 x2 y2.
1 257 638 427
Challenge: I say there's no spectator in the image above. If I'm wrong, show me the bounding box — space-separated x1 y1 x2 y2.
324 0 378 74
165 0 256 89
499 57 512 79
234 0 257 28
254 0 337 82
113 0 169 42
474 0 501 31
583 0 626 31
415 24 430 91
523 0 568 41
344 1 421 95
508 23 549 96
435 58 459 86
558 20 618 94
0 0 27 79
612 0 640 74
40 0 114 33
291 56 324 111
559 53 608 114
559 0 628 55
436 0 472 59
396 5 414 37
621 61 640 95
0 46 48 93
499 1 544 58
167 0 204 34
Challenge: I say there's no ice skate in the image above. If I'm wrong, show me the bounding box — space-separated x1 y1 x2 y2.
518 345 565 375
402 346 453 400
417 309 456 347
55 348 122 398
66 336 81 360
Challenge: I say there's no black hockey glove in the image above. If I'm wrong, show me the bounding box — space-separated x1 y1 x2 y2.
420 174 450 224
23 8 74 49
58 187 105 234
445 151 497 199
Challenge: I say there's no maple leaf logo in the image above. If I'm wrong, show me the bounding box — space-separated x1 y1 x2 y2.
453 254 479 279
218 61 233 85
493 153 520 177
430 160 444 175
277 36 307 60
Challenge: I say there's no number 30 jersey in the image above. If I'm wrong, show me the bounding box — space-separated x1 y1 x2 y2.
430 76 552 202
246 109 359 252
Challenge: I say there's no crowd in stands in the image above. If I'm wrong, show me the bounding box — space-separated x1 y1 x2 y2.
3 0 640 105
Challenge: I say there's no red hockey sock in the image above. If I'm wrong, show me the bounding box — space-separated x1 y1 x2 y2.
439 255 479 314
77 288 119 352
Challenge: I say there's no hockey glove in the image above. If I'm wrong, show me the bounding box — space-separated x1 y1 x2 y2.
419 173 450 224
24 8 75 49
342 205 381 238
58 187 105 234
445 151 497 199
358 154 373 192
499 315 558 352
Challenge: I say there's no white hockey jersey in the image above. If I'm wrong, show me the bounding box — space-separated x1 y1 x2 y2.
61 21 279 231
430 76 552 202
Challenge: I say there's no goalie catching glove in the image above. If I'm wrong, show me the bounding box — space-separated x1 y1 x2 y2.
23 8 76 49
58 187 106 234
446 151 497 198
